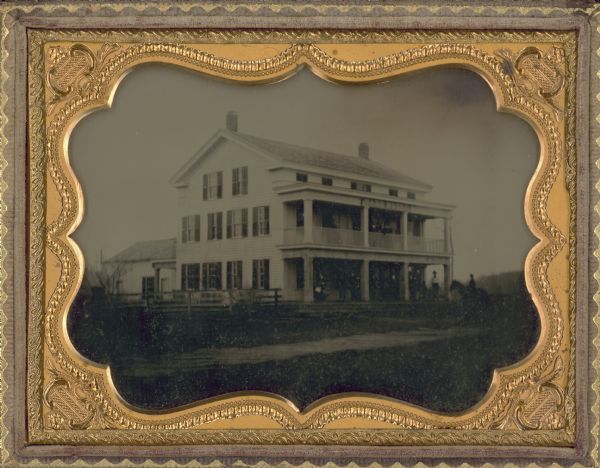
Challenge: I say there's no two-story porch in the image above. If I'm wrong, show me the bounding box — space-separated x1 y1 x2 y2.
277 186 453 302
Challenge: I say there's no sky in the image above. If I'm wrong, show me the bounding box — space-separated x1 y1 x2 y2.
69 64 539 281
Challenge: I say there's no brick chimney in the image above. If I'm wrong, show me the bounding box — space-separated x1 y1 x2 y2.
226 111 238 132
358 142 369 160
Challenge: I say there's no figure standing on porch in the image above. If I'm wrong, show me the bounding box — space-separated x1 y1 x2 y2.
468 273 476 290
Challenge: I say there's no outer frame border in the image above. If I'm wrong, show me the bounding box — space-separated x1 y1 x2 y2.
0 1 595 466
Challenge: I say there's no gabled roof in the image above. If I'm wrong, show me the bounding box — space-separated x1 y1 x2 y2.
105 238 176 264
170 129 432 191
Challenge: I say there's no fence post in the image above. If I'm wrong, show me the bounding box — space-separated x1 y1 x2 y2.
274 289 280 308
186 290 191 314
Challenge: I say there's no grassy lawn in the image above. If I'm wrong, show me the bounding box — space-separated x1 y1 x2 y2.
67 291 539 412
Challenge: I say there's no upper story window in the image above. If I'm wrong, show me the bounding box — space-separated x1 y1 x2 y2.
226 208 248 238
203 171 223 200
181 215 200 243
226 261 243 289
296 173 308 182
252 259 270 290
407 191 416 200
389 188 399 197
232 166 248 196
202 262 222 290
351 181 372 192
207 212 223 240
322 177 333 186
253 206 270 236
181 263 200 290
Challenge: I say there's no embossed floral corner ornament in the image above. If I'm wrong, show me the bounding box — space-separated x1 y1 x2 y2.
496 45 566 120
46 43 120 113
27 29 576 446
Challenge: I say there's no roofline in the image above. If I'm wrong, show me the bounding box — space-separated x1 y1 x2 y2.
171 128 434 191
274 182 455 212
103 256 176 264
170 129 283 187
267 164 433 193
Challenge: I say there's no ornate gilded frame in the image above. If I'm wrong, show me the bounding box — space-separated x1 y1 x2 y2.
1 1 597 466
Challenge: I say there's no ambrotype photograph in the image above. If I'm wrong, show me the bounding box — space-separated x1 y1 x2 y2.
67 64 540 412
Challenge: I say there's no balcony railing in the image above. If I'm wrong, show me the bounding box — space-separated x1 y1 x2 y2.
368 231 403 250
283 227 448 254
284 227 305 245
407 235 446 254
313 226 363 247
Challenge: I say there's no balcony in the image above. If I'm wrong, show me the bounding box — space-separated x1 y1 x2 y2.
283 227 447 254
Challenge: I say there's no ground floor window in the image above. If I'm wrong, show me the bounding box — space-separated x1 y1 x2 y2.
142 276 155 298
202 262 222 290
252 259 270 289
226 261 243 289
181 263 200 290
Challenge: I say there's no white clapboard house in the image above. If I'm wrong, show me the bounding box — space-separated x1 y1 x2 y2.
105 112 454 302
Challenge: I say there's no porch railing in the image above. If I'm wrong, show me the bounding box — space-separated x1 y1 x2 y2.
407 236 446 254
283 226 447 254
368 232 403 250
283 227 305 244
313 226 363 247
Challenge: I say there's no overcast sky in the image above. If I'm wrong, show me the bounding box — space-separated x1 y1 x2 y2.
70 64 538 281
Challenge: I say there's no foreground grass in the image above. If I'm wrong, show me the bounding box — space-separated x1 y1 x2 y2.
68 292 539 412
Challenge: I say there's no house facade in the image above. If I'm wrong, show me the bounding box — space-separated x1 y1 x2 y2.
108 112 454 303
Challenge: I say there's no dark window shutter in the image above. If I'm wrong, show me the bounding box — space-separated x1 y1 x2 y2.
226 262 232 289
217 212 222 239
242 209 248 237
182 217 188 243
207 213 213 240
232 168 238 196
252 207 258 236
203 174 208 200
194 215 201 241
216 263 222 289
217 171 223 198
181 265 186 290
242 166 248 194
264 260 270 290
202 263 208 290
252 260 258 289
264 206 270 235
226 210 232 238
237 261 243 288
193 264 200 290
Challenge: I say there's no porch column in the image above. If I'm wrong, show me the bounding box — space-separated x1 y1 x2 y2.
362 204 370 247
154 267 161 299
402 211 408 250
361 260 370 301
444 216 452 254
304 199 314 243
303 255 314 302
402 262 410 301
444 262 453 297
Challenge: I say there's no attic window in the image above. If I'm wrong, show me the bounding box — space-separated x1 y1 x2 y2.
407 192 416 200
351 181 371 192
389 189 398 197
322 177 333 186
296 173 308 182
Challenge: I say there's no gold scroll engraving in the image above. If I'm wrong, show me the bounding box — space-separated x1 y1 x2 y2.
496 45 566 120
25 30 576 446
